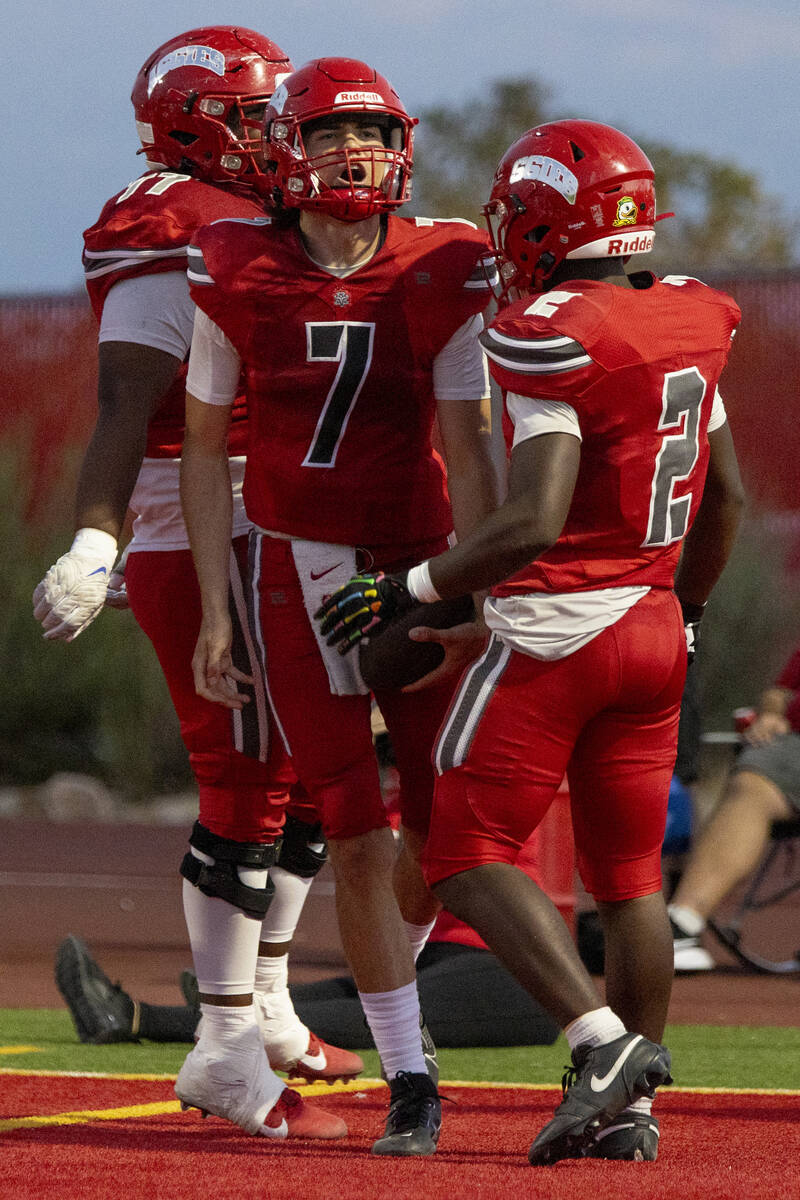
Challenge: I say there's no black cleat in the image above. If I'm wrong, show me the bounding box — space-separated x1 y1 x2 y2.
55 935 140 1044
420 1015 439 1088
588 1112 660 1161
528 1033 672 1166
179 968 200 1015
371 1070 441 1156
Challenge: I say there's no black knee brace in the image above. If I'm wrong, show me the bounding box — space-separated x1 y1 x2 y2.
180 821 278 919
276 813 328 879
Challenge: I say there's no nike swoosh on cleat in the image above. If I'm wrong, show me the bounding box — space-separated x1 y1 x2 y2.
310 563 344 581
299 1050 327 1070
589 1035 644 1092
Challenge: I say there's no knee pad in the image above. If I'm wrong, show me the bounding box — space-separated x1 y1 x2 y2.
180 821 277 919
276 813 328 879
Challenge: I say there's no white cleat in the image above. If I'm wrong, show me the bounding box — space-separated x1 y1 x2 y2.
175 1022 287 1137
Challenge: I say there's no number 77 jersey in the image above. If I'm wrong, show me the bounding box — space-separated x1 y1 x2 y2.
480 273 741 596
187 214 495 549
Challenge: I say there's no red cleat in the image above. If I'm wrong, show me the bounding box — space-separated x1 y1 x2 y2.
267 1086 348 1139
274 1032 364 1085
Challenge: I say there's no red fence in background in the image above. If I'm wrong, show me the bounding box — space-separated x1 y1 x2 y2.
0 272 798 521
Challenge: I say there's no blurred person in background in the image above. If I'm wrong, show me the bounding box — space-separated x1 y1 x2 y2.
669 641 800 968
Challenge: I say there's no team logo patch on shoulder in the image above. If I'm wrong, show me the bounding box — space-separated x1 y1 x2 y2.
148 45 225 95
508 155 578 204
613 196 638 227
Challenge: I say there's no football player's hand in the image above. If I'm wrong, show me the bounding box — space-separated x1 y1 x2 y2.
315 571 415 655
192 612 253 709
32 529 118 642
105 543 130 610
743 711 790 747
680 601 705 666
402 619 489 692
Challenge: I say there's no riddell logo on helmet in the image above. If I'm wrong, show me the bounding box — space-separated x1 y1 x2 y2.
607 232 654 255
334 91 384 106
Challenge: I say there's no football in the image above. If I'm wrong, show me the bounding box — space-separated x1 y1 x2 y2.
359 594 476 690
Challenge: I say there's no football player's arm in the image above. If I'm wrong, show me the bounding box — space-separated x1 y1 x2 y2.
180 311 249 709
33 274 190 641
673 420 745 613
404 317 502 688
425 429 580 598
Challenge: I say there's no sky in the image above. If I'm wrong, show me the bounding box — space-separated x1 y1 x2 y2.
9 0 800 294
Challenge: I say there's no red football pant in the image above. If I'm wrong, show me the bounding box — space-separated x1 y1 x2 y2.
251 533 456 841
125 537 295 843
424 589 686 902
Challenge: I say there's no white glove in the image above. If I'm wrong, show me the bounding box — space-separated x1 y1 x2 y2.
104 542 131 610
32 528 118 641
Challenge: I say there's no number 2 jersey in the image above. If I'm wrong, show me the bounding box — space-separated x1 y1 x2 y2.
480 273 741 598
187 215 496 550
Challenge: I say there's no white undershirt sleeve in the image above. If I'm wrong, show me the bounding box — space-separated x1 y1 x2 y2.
506 392 582 448
98 272 195 358
707 386 728 433
185 308 241 406
432 313 490 401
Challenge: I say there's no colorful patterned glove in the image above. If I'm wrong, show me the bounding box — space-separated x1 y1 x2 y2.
315 571 414 655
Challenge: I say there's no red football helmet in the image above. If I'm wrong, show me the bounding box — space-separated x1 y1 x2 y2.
263 58 416 221
131 26 293 185
484 119 657 297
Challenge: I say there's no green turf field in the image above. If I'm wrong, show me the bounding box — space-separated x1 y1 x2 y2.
2 1010 797 1090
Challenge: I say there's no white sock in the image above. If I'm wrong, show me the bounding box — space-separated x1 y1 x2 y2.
196 1002 258 1050
668 903 706 936
565 1006 627 1053
254 952 309 1058
404 919 436 964
182 870 261 995
359 981 427 1078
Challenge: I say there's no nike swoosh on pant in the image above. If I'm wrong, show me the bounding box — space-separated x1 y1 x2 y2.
589 1035 644 1092
310 562 345 581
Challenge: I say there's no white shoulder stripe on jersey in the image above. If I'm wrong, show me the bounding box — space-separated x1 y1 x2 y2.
186 244 214 286
82 245 187 280
480 326 592 375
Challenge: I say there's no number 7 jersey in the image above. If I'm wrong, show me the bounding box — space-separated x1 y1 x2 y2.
480 273 741 596
187 215 495 549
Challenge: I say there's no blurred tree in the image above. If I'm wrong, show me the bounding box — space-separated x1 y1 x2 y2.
409 78 799 271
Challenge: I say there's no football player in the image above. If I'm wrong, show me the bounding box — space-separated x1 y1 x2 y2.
317 120 746 1164
32 27 359 1141
180 57 500 1155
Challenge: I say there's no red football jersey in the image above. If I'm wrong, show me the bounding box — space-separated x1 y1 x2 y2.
83 171 264 459
188 215 495 549
480 274 741 595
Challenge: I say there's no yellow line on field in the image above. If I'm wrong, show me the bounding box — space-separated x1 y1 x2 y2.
0 1101 180 1132
0 1046 41 1056
1 1068 796 1099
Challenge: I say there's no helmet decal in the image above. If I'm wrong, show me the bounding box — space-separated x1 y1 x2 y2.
508 155 578 204
148 45 226 96
613 196 639 227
